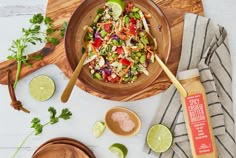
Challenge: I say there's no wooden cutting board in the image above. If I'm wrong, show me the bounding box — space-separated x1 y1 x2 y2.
0 0 204 101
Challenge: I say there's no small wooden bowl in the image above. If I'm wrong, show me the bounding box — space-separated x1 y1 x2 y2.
105 107 141 136
65 0 171 97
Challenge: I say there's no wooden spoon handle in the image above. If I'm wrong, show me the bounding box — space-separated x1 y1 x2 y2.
155 54 187 97
61 53 87 103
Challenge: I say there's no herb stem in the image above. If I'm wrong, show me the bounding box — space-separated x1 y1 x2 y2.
11 107 72 158
11 130 34 158
43 122 50 127
11 121 50 158
13 43 24 88
14 60 22 88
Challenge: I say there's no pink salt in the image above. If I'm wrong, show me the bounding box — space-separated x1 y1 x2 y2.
111 112 135 132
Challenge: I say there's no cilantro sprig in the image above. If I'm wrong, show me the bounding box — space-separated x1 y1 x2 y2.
11 107 72 158
60 21 68 38
7 13 67 88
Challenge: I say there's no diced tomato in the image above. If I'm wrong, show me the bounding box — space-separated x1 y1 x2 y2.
116 47 124 55
129 24 137 35
130 17 136 24
126 2 134 12
102 72 108 81
93 38 103 48
104 23 111 33
147 53 151 60
120 58 131 66
108 76 119 83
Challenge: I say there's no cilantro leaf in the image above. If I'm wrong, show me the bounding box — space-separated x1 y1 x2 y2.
59 108 72 120
97 8 104 14
31 117 43 135
31 37 42 43
30 13 44 24
48 107 59 124
44 17 53 25
29 54 43 60
46 37 60 45
46 28 54 35
48 107 57 119
50 117 59 124
34 123 43 135
31 117 40 124
30 25 41 33
7 55 15 60
60 21 68 37
82 47 86 54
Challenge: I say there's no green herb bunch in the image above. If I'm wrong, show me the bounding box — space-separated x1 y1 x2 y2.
7 14 67 87
11 107 72 158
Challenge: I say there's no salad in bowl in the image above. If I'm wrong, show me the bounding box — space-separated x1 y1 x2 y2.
64 0 171 98
83 0 157 84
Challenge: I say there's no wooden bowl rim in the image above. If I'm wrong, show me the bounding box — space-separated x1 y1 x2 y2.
32 143 88 158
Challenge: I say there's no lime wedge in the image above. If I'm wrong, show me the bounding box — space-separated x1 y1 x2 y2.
29 75 55 102
109 143 128 158
93 121 106 138
147 124 173 153
105 0 124 20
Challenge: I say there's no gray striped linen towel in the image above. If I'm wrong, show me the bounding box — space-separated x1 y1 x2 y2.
143 13 236 158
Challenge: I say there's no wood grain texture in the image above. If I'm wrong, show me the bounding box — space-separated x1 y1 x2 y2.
0 0 204 101
33 144 89 158
32 137 96 158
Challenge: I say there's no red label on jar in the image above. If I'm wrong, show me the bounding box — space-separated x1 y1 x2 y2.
185 94 213 155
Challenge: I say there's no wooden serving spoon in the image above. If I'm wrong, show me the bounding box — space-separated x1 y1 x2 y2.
146 31 188 97
61 52 87 103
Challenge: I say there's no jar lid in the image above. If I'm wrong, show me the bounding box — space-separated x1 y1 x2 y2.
177 68 200 80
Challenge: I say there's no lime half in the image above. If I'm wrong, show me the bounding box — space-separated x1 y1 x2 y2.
109 143 128 158
29 75 55 101
105 0 124 20
93 121 106 138
147 124 173 153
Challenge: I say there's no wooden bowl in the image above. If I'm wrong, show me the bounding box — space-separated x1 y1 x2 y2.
33 144 89 158
32 137 96 158
65 0 171 96
105 107 141 136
